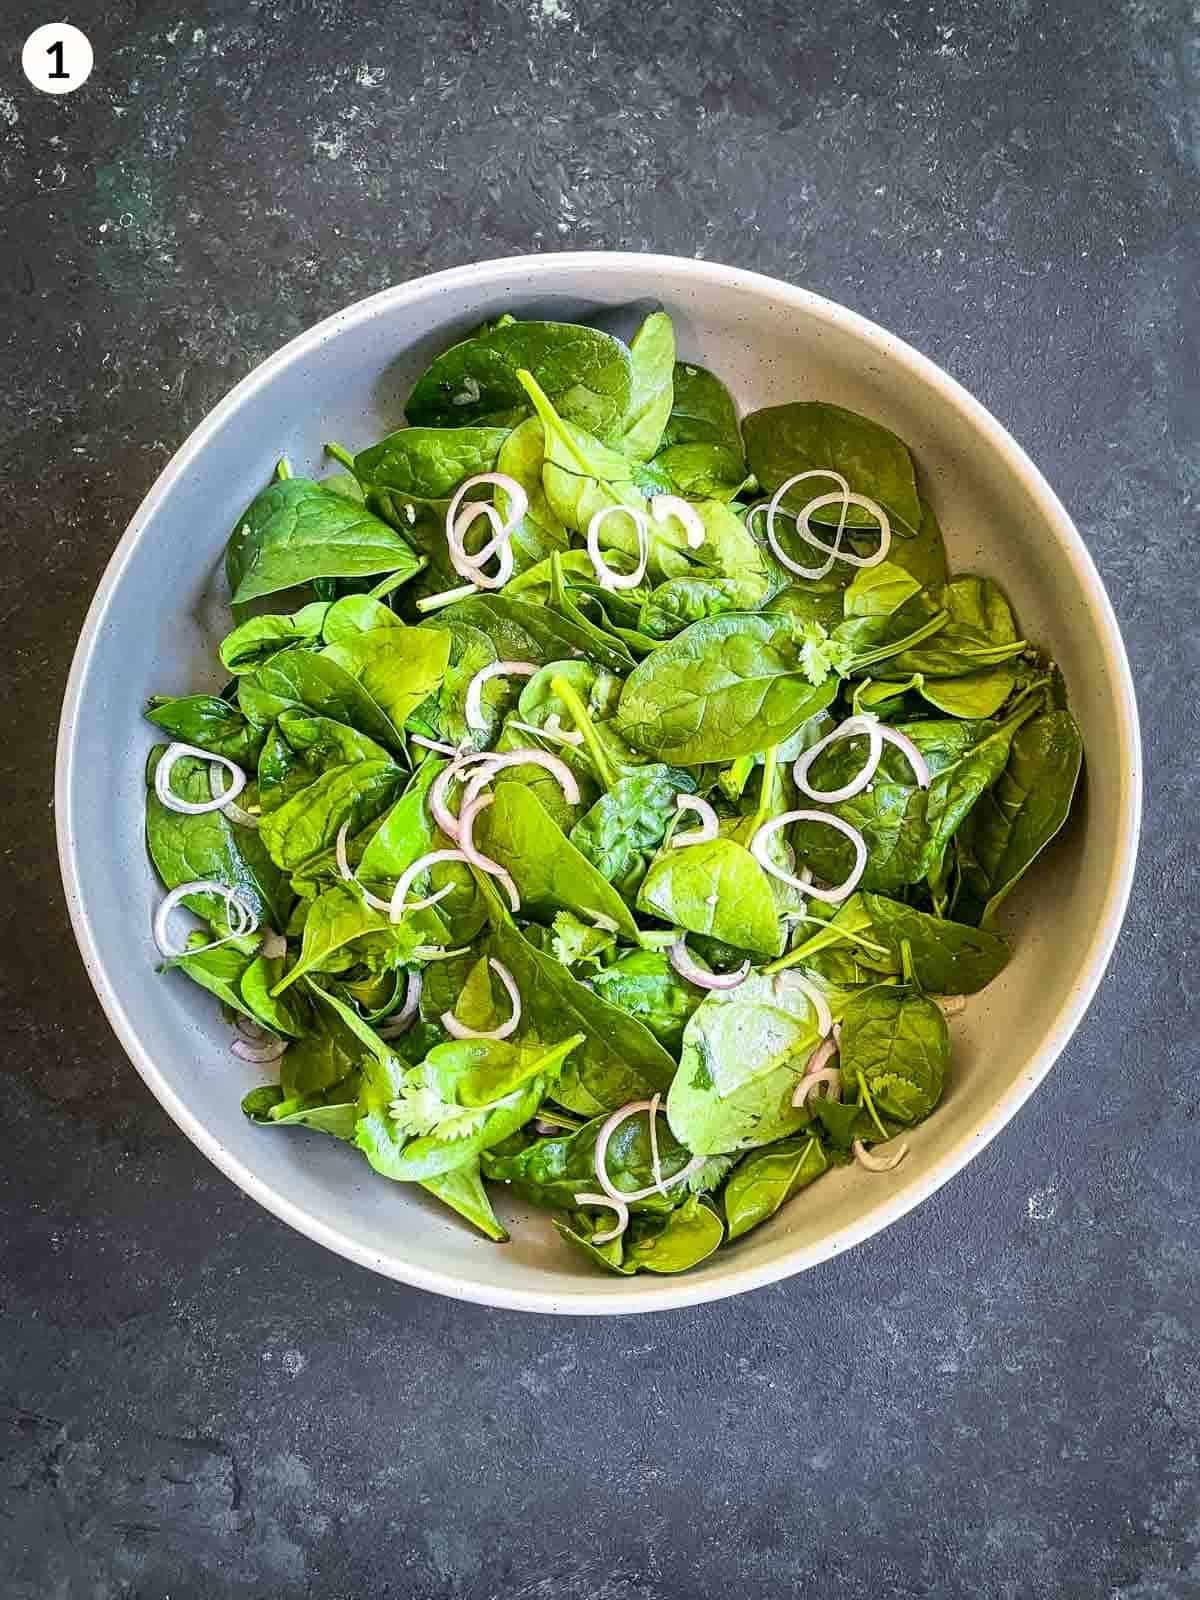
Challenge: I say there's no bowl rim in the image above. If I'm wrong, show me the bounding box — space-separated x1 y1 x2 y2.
55 250 1142 1315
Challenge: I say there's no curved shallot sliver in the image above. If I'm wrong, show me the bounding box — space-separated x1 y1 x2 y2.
378 971 423 1039
772 970 833 1038
589 1099 706 1219
571 1192 630 1246
155 742 247 816
793 714 884 804
464 659 538 732
231 1035 288 1064
751 810 867 905
670 793 719 848
650 494 706 549
668 938 751 991
441 956 521 1041
852 1138 909 1172
153 880 258 961
586 504 649 590
388 849 464 922
878 724 931 789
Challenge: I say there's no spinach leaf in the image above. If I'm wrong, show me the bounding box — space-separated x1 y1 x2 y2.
218 602 331 675
474 780 640 940
353 426 510 500
588 948 703 1052
240 953 310 1036
638 836 784 957
843 560 922 618
615 613 839 764
145 694 265 766
651 443 750 502
890 496 948 589
616 310 675 461
483 1109 697 1213
226 478 420 604
242 1086 360 1141
723 1134 830 1241
414 618 506 752
838 986 949 1125
421 1160 509 1242
885 578 1025 678
659 361 743 453
781 892 1009 993
638 575 745 641
666 972 839 1154
321 625 450 737
918 669 1015 720
273 883 421 993
791 733 931 894
555 1195 724 1276
494 418 570 570
320 594 403 643
957 709 1083 924
145 747 293 930
277 709 393 768
238 647 407 753
569 764 694 896
167 933 260 1023
442 592 628 673
479 908 677 1116
742 402 921 530
406 319 634 443
258 759 403 872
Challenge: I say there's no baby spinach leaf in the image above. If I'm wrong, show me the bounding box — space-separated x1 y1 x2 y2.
623 1195 723 1273
258 759 403 872
589 948 702 1052
495 418 570 570
569 764 694 896
238 647 407 753
218 602 331 675
241 1085 360 1140
616 310 675 461
638 575 744 641
483 1108 697 1213
554 1212 632 1273
145 694 265 766
406 319 634 443
615 613 839 764
145 748 293 930
353 426 510 500
742 401 921 531
273 883 421 993
479 910 677 1116
320 594 403 643
659 361 743 453
321 625 450 737
791 734 931 893
957 709 1083 925
918 669 1015 720
442 592 627 673
843 560 922 618
666 972 837 1154
414 618 505 752
240 953 310 1036
277 710 392 768
421 1159 509 1242
475 780 640 940
167 933 260 1023
638 836 784 957
858 893 1010 992
652 443 751 501
838 986 949 1125
723 1134 830 1241
890 496 948 588
226 478 420 604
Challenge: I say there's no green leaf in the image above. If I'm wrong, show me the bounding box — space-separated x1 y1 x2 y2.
724 1135 830 1241
838 986 949 1125
742 401 921 531
353 426 511 500
638 836 784 958
274 883 420 993
569 764 695 897
406 319 634 443
615 613 839 764
218 602 331 675
659 362 744 453
474 781 640 941
144 695 265 766
321 625 451 736
494 418 571 570
238 647 407 753
589 948 703 1053
258 759 403 872
239 954 310 1036
666 972 841 1154
421 1160 509 1242
167 934 260 1022
226 478 420 604
616 311 675 461
623 1195 724 1273
483 1108 698 1213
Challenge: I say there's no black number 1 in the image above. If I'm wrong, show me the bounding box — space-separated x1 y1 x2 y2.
47 39 69 79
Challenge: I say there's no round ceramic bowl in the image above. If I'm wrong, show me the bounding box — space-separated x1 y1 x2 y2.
56 253 1141 1314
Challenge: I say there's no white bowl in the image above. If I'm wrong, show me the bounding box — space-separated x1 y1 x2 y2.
56 253 1141 1314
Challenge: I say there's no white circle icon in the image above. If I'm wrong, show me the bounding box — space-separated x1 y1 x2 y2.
22 24 94 94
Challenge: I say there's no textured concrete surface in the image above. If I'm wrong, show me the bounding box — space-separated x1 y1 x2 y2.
2 0 1195 1594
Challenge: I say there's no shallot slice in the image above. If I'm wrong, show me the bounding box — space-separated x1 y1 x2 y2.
572 1192 629 1246
155 743 247 816
429 751 502 841
586 504 649 590
670 793 719 848
459 749 581 809
589 1099 705 1217
445 472 528 566
448 502 514 590
231 1035 288 1064
650 493 706 549
208 763 259 829
762 470 851 580
335 822 393 913
792 1066 842 1108
668 937 751 991
751 811 867 904
464 660 537 732
878 724 931 789
772 970 833 1038
852 1138 909 1172
441 957 521 1040
388 849 464 922
378 971 423 1039
455 793 522 913
410 734 460 756
793 715 884 803
153 880 258 960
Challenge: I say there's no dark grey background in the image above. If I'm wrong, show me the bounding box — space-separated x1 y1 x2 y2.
3 1 1194 1595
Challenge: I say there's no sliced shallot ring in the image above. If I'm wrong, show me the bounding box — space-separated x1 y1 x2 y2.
464 660 537 732
429 751 501 841
586 504 649 590
793 491 891 569
793 714 884 803
668 937 751 991
792 1066 842 1108
507 718 584 749
878 724 931 789
153 880 258 960
670 793 719 848
650 493 706 549
763 470 851 579
388 849 463 922
572 1192 629 1246
751 810 867 904
445 472 528 567
410 734 460 756
448 502 515 590
335 822 393 913
853 1138 909 1172
231 1035 288 1064
772 970 833 1038
460 748 581 809
155 743 247 816
441 956 521 1040
590 1099 705 1211
378 971 422 1039
456 794 521 913
208 764 259 829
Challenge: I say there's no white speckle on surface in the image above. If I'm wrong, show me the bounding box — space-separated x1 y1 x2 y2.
355 63 386 87
313 126 349 161
0 92 17 127
451 378 481 406
532 0 572 22
281 1348 306 1377
191 27 205 43
1027 1184 1058 1221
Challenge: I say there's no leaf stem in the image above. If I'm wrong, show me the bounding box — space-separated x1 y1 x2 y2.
415 583 478 614
550 672 617 789
850 607 950 672
369 559 427 601
857 1071 890 1140
324 442 356 473
275 456 293 480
